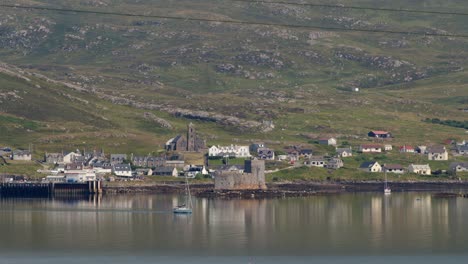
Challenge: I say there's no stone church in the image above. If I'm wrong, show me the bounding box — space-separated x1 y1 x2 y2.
165 123 206 152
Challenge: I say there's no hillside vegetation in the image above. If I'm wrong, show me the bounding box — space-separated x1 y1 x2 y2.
0 0 467 155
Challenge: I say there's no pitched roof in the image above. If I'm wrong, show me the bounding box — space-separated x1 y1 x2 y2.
361 144 382 149
113 164 131 171
384 164 404 170
409 164 431 170
153 166 175 173
360 161 378 168
370 130 389 134
336 147 352 153
427 145 446 154
399 145 414 150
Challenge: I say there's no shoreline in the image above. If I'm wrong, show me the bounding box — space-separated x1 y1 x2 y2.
102 181 468 198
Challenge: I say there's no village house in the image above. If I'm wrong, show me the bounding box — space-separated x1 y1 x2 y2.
383 164 405 174
399 145 415 153
208 145 251 158
44 153 64 164
359 161 382 172
304 156 327 167
185 165 209 178
384 144 393 151
92 162 112 174
112 163 133 177
456 145 468 156
326 157 344 169
415 146 427 154
257 147 275 160
64 162 84 171
336 147 352 158
319 137 337 146
110 154 127 164
299 149 313 158
359 144 383 153
368 130 392 138
449 162 468 173
63 151 82 164
151 166 178 177
249 143 266 153
427 146 449 161
132 156 166 168
408 164 431 175
0 147 11 157
11 150 32 161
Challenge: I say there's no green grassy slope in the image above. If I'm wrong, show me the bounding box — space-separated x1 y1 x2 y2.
0 0 466 157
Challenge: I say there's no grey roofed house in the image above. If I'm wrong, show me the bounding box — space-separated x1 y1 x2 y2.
44 152 64 164
305 156 327 167
11 150 32 160
449 162 468 172
336 147 352 157
456 145 468 155
383 164 405 173
326 157 344 169
257 147 275 160
360 161 378 169
92 161 112 169
427 145 446 154
110 154 127 164
300 149 313 156
152 166 178 176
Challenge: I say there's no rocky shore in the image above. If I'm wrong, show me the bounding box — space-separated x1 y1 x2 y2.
103 181 468 198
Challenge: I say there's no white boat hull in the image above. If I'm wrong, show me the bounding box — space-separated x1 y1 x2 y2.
173 207 192 214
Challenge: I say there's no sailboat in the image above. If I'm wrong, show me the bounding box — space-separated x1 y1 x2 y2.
384 171 391 195
173 175 193 214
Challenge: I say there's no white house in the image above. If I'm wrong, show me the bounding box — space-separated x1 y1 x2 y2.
427 146 448 161
408 164 431 175
208 145 251 158
112 163 133 177
359 144 383 153
11 150 32 161
359 161 382 172
336 147 352 158
63 151 82 164
185 165 209 178
449 162 468 173
304 156 327 167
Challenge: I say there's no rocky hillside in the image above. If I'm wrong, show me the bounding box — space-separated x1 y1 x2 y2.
0 0 467 149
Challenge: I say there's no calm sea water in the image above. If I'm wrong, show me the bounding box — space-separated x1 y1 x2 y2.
0 192 468 263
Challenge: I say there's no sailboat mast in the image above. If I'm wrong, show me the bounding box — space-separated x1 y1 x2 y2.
186 175 193 209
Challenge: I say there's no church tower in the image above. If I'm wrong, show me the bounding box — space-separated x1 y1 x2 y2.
187 122 195 151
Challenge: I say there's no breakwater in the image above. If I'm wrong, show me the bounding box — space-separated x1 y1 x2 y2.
0 181 102 197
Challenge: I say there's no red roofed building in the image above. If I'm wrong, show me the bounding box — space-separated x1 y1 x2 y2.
399 145 415 153
368 130 392 138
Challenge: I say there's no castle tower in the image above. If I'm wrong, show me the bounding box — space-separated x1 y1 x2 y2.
187 122 196 152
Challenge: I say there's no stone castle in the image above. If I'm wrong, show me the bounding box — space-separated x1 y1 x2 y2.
214 159 267 190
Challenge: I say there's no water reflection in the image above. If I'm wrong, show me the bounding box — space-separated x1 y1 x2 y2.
0 193 467 256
